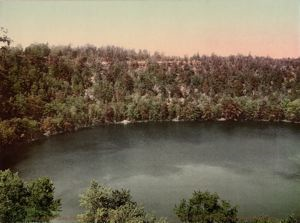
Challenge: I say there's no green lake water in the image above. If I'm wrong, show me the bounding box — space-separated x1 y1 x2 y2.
1 122 300 222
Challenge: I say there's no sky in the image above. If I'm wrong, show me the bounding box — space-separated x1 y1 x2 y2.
0 0 299 58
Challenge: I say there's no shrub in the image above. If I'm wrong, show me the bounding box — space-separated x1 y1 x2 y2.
78 181 167 223
0 169 61 223
174 190 238 223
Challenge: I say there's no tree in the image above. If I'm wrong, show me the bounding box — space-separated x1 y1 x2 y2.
174 190 238 223
1 42 299 149
280 215 297 223
0 170 28 223
241 215 298 223
78 181 167 223
285 99 300 122
26 177 61 222
0 27 12 46
0 169 61 223
24 43 50 58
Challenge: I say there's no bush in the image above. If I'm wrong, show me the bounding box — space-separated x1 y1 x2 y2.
0 118 39 147
285 99 300 122
0 120 16 146
26 177 61 222
78 181 167 223
0 170 28 222
0 169 61 223
174 190 238 223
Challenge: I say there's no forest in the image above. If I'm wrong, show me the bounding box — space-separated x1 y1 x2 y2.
0 43 299 148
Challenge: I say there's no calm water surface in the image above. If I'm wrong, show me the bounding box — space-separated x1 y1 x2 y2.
1 122 300 222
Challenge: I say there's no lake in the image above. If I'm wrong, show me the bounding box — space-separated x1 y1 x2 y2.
1 122 300 222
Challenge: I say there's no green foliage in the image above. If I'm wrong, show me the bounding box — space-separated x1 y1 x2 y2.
0 118 39 147
285 99 300 122
78 181 167 223
174 190 238 223
1 44 299 147
26 177 61 222
25 43 50 58
0 169 296 223
0 169 61 223
239 215 298 223
0 121 16 146
0 170 28 223
280 215 297 223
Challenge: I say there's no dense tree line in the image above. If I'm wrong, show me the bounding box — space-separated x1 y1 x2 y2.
0 43 299 148
1 170 298 223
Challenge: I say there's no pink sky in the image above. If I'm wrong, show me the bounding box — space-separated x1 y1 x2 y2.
1 0 299 58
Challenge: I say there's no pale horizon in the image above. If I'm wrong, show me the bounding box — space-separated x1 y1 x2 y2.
1 0 299 58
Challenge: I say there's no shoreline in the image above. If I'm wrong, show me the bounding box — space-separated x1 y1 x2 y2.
1 118 299 151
